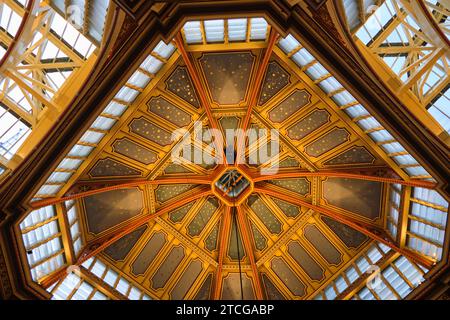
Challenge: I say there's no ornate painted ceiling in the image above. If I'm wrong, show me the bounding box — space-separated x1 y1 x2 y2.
13 11 448 301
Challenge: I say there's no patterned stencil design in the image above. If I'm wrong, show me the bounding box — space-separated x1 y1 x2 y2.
247 195 282 234
287 110 330 140
205 220 220 252
251 221 268 251
268 178 310 196
321 216 368 249
129 118 172 146
262 274 285 300
324 146 375 166
148 96 192 127
188 197 219 237
288 241 324 281
113 138 158 165
272 198 301 218
131 231 166 276
169 201 196 223
155 184 197 203
271 257 306 297
166 67 200 108
104 225 147 261
305 128 350 157
323 178 382 220
200 52 254 105
84 188 143 234
151 246 185 289
268 90 311 123
90 158 142 177
259 61 290 105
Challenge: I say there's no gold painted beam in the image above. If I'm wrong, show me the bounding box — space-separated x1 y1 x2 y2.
40 188 213 289
29 176 213 209
236 205 264 300
213 206 231 300
174 32 226 165
253 186 436 269
251 170 437 188
236 30 278 164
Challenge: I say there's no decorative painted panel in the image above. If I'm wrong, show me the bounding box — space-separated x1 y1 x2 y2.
247 195 282 234
151 246 185 289
228 219 246 260
287 109 330 140
169 202 196 223
271 257 306 297
129 118 173 146
205 220 220 252
304 225 342 265
259 61 290 105
166 66 200 108
199 52 254 105
321 216 368 249
287 241 324 281
90 158 142 177
194 273 213 300
323 178 382 220
113 138 158 165
170 259 203 299
221 273 255 300
268 178 310 196
323 146 375 166
261 273 285 300
155 184 197 203
104 225 147 261
84 188 143 234
131 231 167 276
268 90 311 123
148 96 192 127
272 198 301 218
187 198 219 237
251 222 268 251
305 128 350 157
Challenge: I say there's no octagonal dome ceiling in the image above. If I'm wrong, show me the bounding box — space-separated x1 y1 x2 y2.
19 15 448 301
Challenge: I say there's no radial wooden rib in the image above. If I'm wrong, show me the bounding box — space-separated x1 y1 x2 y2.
253 186 435 269
29 176 213 209
236 30 279 163
236 205 264 300
213 205 232 300
251 171 437 188
174 32 227 165
40 189 213 289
